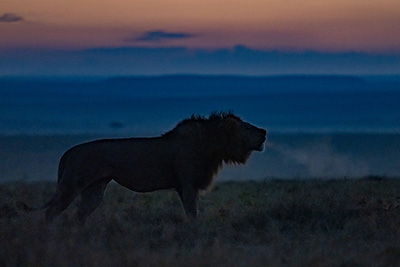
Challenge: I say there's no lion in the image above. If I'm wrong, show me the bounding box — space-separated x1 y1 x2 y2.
19 112 266 224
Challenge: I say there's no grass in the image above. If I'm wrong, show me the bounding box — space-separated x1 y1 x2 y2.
1 178 400 266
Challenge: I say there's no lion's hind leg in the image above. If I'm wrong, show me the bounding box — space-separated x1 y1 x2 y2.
44 184 80 222
177 186 199 218
44 171 90 222
74 177 111 225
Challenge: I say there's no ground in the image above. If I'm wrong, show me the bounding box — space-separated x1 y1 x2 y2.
1 178 400 266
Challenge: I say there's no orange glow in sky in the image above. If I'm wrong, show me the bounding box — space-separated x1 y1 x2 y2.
1 0 400 51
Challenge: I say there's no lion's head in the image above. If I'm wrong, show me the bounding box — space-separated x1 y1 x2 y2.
214 113 267 164
167 112 267 165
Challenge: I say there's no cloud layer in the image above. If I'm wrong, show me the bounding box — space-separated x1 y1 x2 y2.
132 30 195 42
0 13 23 23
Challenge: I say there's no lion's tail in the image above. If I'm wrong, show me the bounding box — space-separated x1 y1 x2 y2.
16 196 54 212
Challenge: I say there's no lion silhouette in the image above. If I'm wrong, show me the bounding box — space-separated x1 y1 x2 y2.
19 112 266 224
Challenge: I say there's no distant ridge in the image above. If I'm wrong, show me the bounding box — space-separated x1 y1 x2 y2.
1 75 399 98
103 75 369 94
106 74 365 84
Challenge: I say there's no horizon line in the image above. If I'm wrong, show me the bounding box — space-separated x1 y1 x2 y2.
2 73 400 81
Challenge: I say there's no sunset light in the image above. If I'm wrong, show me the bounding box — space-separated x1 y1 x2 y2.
2 0 400 51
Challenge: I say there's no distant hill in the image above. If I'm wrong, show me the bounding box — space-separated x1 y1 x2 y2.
1 75 399 98
104 75 367 94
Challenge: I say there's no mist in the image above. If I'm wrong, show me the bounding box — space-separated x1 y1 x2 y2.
268 141 370 178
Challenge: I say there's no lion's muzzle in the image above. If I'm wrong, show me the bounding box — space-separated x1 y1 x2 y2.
256 134 267 151
253 128 267 151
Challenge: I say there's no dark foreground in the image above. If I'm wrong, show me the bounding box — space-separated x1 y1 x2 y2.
1 178 400 266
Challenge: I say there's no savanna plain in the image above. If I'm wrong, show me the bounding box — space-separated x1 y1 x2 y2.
1 178 400 267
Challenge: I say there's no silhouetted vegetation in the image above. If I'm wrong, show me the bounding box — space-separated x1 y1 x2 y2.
1 178 400 266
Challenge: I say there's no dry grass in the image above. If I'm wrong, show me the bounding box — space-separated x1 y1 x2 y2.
1 178 400 266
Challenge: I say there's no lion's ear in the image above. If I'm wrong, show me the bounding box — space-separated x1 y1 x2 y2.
225 117 240 132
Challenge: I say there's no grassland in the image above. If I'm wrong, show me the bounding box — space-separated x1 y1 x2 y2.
1 178 400 266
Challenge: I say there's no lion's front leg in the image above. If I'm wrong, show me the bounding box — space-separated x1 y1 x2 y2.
177 186 199 218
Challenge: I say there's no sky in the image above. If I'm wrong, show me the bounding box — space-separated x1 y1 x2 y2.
1 0 400 76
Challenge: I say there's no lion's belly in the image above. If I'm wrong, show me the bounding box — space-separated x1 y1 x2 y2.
113 175 177 192
110 160 178 193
